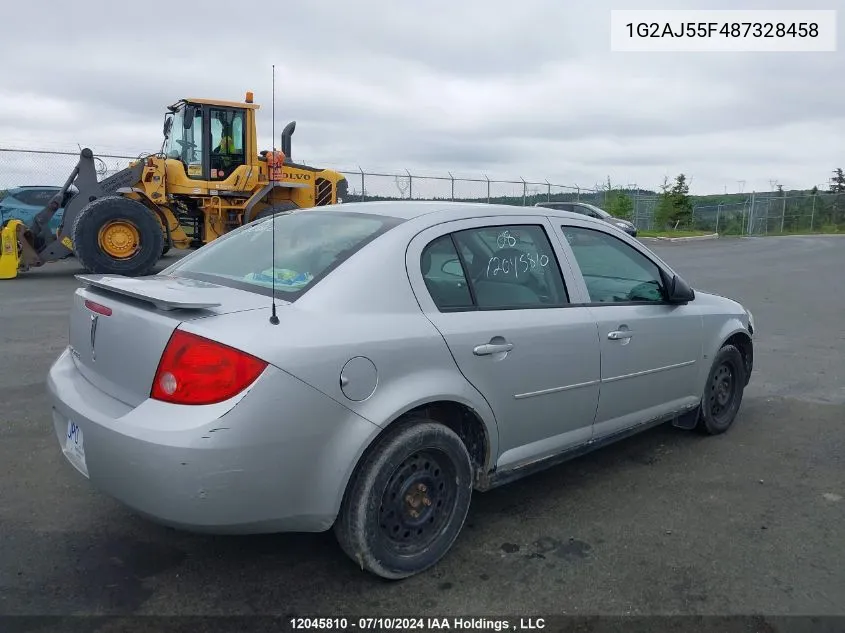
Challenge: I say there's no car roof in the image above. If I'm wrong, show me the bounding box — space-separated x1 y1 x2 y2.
328 200 593 223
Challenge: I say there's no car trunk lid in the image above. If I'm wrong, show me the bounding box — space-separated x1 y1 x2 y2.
68 274 280 407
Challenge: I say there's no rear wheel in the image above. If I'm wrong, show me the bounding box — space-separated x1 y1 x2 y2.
697 344 746 435
72 196 164 276
333 419 474 579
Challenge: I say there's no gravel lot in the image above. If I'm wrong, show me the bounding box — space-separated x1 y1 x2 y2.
1 235 844 625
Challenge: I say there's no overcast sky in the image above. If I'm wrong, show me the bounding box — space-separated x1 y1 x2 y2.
0 0 842 196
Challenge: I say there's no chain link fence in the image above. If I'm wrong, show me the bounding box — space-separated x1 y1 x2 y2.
1 148 842 235
336 169 604 207
685 192 844 235
0 149 142 189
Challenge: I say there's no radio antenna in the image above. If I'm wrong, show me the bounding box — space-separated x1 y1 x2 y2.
269 64 280 325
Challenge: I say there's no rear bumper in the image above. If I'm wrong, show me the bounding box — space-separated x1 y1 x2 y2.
47 347 379 534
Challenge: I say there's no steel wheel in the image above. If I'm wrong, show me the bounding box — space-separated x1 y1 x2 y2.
333 419 474 579
708 362 737 423
698 344 746 435
378 449 458 556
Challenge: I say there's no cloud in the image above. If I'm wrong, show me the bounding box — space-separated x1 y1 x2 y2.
0 0 842 195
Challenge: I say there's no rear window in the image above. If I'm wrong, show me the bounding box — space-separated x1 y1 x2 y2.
166 210 403 300
16 189 59 206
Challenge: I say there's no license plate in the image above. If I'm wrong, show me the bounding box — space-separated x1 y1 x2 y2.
64 418 89 478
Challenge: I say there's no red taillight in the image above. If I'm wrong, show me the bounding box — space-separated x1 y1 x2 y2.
84 299 112 316
150 330 268 405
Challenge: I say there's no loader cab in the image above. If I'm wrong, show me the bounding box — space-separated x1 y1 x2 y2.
163 96 259 183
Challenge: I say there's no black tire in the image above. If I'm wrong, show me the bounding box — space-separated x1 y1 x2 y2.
71 196 164 277
253 202 298 222
333 419 474 580
697 344 746 435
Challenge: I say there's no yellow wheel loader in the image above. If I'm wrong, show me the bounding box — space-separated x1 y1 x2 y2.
0 92 348 280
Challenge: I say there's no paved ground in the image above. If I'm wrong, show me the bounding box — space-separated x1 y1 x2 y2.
1 236 844 622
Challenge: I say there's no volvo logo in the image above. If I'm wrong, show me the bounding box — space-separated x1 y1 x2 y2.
90 314 99 361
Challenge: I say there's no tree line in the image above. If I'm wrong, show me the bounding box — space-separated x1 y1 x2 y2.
635 168 845 233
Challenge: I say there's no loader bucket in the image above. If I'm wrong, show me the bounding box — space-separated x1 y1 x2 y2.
0 219 24 279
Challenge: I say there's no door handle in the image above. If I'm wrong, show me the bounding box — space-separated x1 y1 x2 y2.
473 342 514 356
608 330 633 340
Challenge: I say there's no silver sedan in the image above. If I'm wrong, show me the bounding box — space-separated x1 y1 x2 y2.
47 201 755 579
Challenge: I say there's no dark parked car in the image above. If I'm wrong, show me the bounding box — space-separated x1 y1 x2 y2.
535 201 637 236
0 186 76 234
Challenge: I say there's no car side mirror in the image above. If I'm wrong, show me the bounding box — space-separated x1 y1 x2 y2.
441 258 464 277
663 271 695 303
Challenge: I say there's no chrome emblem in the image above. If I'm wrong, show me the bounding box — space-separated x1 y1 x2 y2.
90 314 99 361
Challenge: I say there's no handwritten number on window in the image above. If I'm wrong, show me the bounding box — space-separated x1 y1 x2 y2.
486 252 549 278
496 230 517 249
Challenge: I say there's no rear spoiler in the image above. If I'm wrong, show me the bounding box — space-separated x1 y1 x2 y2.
75 274 222 311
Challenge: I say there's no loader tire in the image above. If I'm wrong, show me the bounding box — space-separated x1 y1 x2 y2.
72 196 164 277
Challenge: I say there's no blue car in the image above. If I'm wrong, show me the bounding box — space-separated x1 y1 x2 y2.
0 186 77 234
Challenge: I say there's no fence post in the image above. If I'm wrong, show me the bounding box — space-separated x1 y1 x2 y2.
448 172 454 201
810 191 816 231
748 191 756 235
546 180 551 202
764 197 768 235
358 166 365 202
780 195 786 233
634 186 639 226
576 185 580 201
521 178 527 206
406 169 412 199
485 174 490 204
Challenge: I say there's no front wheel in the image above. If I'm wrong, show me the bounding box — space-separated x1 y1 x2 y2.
333 419 474 579
71 196 163 276
697 344 746 435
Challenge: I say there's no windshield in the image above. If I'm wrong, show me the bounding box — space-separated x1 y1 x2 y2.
165 210 404 301
582 203 612 219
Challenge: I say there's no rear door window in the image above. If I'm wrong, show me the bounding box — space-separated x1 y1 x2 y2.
16 189 57 206
456 225 569 308
420 224 570 311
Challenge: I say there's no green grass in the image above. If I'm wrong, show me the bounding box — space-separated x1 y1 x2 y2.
638 229 715 238
638 226 845 238
761 226 843 236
